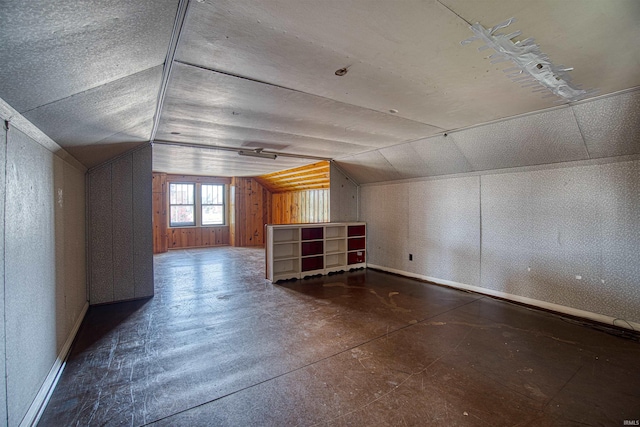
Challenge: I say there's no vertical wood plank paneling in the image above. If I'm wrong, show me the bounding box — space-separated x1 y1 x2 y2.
229 180 236 247
132 146 154 299
168 227 230 248
270 189 330 225
111 156 134 301
230 177 271 247
152 173 168 254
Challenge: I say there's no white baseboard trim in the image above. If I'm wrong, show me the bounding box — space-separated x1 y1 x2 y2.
20 301 89 427
367 264 640 332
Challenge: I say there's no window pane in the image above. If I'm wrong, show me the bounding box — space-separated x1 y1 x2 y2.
170 183 194 205
202 184 223 205
170 206 195 226
202 205 223 225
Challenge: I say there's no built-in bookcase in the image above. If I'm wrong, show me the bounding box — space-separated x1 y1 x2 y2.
266 222 366 282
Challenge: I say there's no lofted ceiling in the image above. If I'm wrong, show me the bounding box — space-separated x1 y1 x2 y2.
1 0 639 178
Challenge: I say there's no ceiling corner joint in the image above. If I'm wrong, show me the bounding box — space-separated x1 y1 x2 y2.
150 0 191 143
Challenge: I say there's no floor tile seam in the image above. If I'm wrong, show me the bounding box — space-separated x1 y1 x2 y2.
307 325 477 426
141 297 485 426
466 363 545 409
541 364 583 412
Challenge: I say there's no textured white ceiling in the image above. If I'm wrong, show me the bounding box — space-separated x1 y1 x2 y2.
0 0 639 176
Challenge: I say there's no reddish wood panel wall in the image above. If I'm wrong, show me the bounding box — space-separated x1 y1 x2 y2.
231 177 272 247
168 226 230 249
152 173 169 254
152 172 232 252
271 189 329 224
153 172 329 251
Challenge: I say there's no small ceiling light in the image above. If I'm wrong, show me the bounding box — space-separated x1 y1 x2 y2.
335 67 349 76
238 148 277 160
389 109 399 114
461 18 595 102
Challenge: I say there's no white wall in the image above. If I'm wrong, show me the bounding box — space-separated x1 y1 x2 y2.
361 159 640 328
0 123 87 426
330 161 359 222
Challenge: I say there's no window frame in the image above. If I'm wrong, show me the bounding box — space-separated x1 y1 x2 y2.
200 183 225 226
168 181 227 228
168 182 196 227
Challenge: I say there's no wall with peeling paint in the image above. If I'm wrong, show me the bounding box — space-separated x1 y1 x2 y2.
361 159 640 329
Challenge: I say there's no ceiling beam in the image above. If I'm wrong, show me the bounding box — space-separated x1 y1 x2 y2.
150 0 190 143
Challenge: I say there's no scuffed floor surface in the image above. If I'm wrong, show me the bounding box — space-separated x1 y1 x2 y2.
40 247 640 426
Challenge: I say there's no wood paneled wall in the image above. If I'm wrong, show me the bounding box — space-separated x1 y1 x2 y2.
152 173 232 252
255 161 330 192
231 177 271 246
271 189 329 224
152 172 168 253
168 226 230 249
153 169 330 251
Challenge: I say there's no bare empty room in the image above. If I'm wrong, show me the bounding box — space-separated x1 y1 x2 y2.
0 1 639 426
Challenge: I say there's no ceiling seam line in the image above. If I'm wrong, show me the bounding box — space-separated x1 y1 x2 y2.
435 0 473 26
160 119 381 151
172 59 444 129
150 0 191 143
17 64 165 116
569 105 592 160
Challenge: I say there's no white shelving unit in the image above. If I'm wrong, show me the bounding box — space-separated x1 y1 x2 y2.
266 222 366 282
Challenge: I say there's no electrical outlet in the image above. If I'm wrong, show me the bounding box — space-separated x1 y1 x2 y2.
409 254 413 261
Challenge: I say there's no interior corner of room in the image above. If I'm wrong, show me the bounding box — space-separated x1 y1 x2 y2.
0 0 639 425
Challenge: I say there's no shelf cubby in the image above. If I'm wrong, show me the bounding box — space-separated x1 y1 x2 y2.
266 222 365 282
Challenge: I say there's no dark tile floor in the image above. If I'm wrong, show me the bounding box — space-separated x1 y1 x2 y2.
39 247 640 426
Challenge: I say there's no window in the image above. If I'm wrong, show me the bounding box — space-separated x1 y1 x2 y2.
169 183 195 226
201 184 225 225
168 182 226 227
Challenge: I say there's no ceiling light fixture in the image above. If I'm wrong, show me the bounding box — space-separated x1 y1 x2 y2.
238 149 277 160
153 140 330 161
461 18 595 102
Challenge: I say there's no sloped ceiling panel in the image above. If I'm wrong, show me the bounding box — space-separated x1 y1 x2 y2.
0 0 178 169
0 0 178 114
376 137 473 180
408 135 474 177
335 151 402 184
23 67 163 168
69 118 154 170
336 91 640 184
572 90 640 159
450 106 589 172
375 143 427 180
